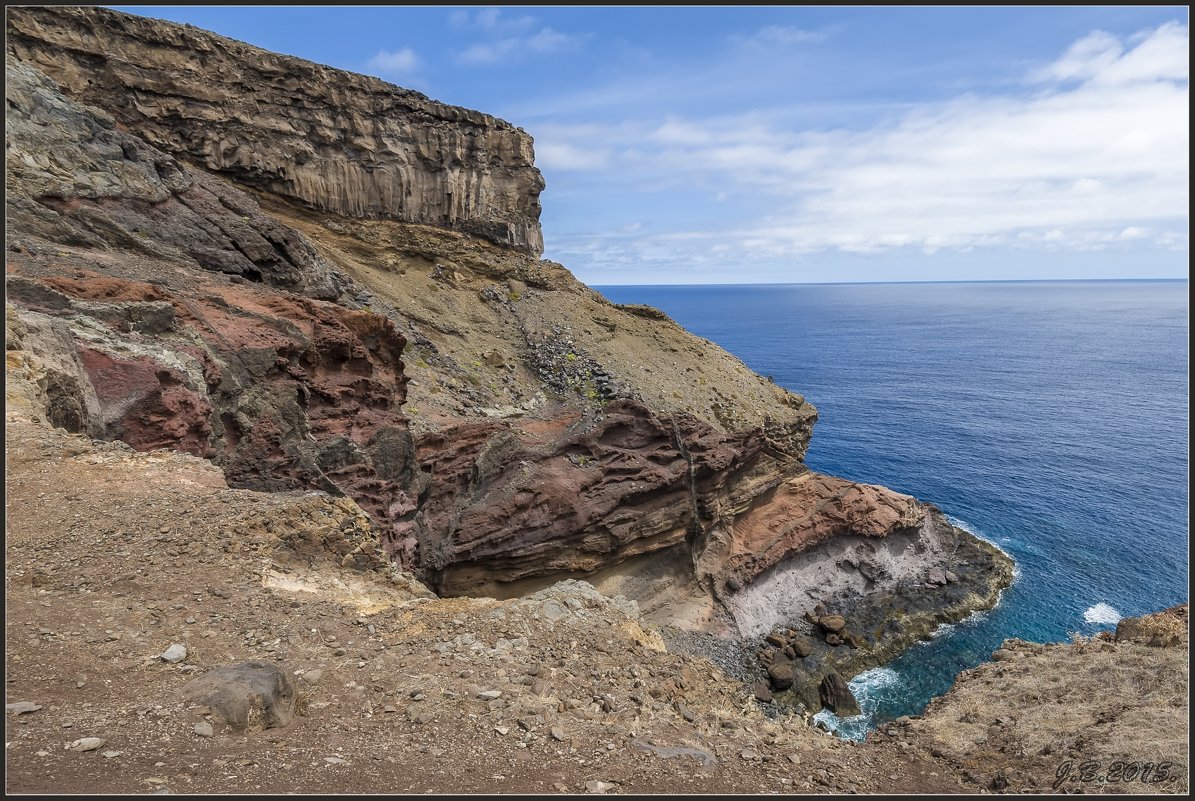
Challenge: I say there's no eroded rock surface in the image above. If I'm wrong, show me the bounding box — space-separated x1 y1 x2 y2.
5 7 1010 663
8 6 544 254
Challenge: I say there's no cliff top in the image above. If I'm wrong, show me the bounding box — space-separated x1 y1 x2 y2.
6 5 525 132
8 5 546 254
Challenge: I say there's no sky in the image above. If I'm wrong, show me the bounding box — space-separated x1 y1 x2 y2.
110 6 1189 285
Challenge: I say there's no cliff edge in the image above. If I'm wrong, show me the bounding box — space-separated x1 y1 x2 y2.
5 5 1011 715
8 5 545 254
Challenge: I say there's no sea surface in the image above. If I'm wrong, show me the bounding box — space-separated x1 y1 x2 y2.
595 280 1189 738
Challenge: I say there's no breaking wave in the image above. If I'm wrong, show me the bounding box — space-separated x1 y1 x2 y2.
811 667 903 742
1083 602 1123 625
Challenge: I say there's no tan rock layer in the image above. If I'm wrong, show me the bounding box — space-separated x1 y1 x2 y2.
5 24 1003 631
7 5 545 254
723 473 926 591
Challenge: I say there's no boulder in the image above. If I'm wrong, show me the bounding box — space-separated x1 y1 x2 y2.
767 661 796 691
752 682 774 703
790 637 813 658
819 672 861 716
817 614 846 634
159 643 188 663
180 661 296 731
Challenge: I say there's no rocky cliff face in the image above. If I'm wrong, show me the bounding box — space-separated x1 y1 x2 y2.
5 5 1012 684
7 6 545 255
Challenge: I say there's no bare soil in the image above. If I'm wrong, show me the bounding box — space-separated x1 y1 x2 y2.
4 407 962 795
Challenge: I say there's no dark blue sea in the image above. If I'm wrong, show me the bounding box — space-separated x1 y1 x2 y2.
595 280 1189 738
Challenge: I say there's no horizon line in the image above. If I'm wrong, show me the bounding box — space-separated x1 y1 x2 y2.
589 277 1190 288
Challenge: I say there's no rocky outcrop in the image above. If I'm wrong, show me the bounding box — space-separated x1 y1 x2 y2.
819 672 861 717
5 5 1012 692
750 515 1014 713
1115 603 1188 647
905 607 1189 793
4 58 349 299
7 5 545 254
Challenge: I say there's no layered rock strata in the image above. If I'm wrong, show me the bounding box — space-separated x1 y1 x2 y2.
5 5 1014 705
7 5 544 254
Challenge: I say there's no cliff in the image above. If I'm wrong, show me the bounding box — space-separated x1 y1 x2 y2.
7 5 545 254
4 4 1010 697
3 407 1183 793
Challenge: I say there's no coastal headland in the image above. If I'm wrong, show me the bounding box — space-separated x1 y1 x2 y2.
4 6 1186 794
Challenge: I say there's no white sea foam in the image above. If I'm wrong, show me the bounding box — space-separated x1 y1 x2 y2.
811 667 904 741
930 622 956 639
946 514 1015 563
1084 602 1123 625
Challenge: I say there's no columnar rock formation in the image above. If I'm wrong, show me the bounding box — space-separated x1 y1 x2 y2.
5 5 1012 676
7 5 545 254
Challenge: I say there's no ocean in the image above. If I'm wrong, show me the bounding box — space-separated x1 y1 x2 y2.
595 280 1189 738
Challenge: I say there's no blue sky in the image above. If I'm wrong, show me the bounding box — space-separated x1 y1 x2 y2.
112 6 1189 284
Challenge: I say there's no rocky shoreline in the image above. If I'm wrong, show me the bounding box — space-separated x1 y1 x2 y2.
6 8 1184 794
658 511 1015 721
766 513 1014 715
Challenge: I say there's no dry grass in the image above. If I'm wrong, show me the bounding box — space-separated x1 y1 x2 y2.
913 637 1188 793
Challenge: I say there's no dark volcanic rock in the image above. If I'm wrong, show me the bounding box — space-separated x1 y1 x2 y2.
4 58 348 301
819 672 861 716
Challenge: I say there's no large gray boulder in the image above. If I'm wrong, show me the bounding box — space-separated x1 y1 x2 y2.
181 661 297 731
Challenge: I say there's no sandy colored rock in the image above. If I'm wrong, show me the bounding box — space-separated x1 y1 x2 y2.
818 615 847 634
8 7 545 255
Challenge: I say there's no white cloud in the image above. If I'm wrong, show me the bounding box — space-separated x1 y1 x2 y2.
527 27 572 53
451 8 579 65
536 141 612 171
733 25 827 48
538 23 1188 265
458 40 515 65
366 48 420 77
1034 21 1188 86
458 27 576 65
